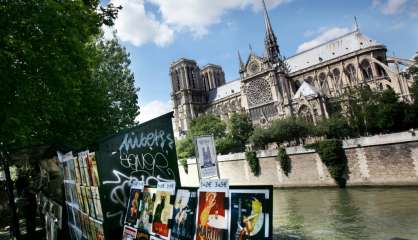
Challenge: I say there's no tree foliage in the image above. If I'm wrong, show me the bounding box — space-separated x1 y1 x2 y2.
0 0 138 148
277 147 291 176
245 151 260 176
228 112 253 147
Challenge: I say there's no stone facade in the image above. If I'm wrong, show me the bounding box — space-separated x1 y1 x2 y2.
170 1 417 138
179 130 418 187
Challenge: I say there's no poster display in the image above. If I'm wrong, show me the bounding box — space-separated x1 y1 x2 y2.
194 135 219 179
96 112 180 239
151 181 176 239
196 179 229 240
61 150 104 240
171 188 198 240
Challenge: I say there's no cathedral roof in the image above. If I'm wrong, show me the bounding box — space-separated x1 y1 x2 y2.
292 81 321 100
207 79 241 103
286 30 384 73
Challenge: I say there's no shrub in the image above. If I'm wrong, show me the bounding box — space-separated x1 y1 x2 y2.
245 151 260 176
277 147 291 176
216 135 242 154
305 139 348 188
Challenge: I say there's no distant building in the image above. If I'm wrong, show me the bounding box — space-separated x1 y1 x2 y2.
170 0 416 138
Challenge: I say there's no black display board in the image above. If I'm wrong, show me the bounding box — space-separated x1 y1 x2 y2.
96 112 180 239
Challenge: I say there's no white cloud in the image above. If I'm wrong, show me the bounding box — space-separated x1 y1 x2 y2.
135 100 172 123
105 0 290 46
297 27 350 53
372 0 418 17
149 0 290 37
109 0 174 47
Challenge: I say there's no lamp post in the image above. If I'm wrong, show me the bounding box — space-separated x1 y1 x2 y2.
0 142 20 239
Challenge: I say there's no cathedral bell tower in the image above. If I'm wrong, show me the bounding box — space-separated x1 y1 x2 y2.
170 59 206 138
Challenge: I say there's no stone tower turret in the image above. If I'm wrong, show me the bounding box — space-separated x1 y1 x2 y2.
170 58 206 137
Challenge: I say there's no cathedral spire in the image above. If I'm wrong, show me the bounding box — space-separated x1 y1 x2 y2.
262 0 281 64
238 50 245 72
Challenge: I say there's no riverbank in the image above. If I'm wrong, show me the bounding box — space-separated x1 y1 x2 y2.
179 130 418 188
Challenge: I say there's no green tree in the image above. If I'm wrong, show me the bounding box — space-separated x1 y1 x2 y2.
0 1 138 148
316 116 353 139
375 88 404 132
189 114 226 138
228 112 253 148
249 127 273 149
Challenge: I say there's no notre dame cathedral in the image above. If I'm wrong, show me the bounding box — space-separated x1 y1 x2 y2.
170 1 416 138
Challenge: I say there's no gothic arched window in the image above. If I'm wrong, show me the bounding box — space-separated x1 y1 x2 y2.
345 64 356 84
332 68 341 89
361 59 373 80
318 72 329 94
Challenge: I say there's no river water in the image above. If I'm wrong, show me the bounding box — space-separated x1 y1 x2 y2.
273 187 418 240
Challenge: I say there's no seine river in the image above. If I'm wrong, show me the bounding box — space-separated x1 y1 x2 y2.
273 187 418 240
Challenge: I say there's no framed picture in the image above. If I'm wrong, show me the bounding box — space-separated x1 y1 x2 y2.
122 225 137 240
228 186 273 240
124 181 144 227
194 135 219 179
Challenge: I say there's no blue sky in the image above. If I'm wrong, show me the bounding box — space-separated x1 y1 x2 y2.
102 0 418 122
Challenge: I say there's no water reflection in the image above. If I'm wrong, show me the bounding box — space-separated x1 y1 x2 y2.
273 187 418 240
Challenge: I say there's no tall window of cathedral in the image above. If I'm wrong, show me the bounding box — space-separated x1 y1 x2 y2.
375 57 387 78
332 68 341 89
294 80 301 91
345 64 356 84
361 59 373 81
175 70 180 91
298 105 313 123
319 72 329 94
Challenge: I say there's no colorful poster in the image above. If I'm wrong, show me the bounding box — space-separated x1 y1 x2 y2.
196 179 229 240
151 181 176 239
91 186 104 221
124 181 145 227
138 187 157 231
194 135 219 179
228 189 269 240
171 189 197 240
122 225 137 240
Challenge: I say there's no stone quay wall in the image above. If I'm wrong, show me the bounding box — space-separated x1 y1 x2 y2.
178 130 418 187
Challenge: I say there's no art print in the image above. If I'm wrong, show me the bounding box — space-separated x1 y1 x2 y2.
124 182 144 227
228 188 272 240
171 189 197 240
195 136 219 179
196 191 227 240
151 182 175 239
138 187 157 231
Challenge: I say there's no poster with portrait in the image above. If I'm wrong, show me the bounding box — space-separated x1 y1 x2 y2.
228 186 273 240
171 188 198 240
138 187 157 232
151 181 176 239
124 181 145 227
194 135 219 179
196 179 229 240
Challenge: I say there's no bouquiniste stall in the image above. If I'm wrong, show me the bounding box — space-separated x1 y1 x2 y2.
96 112 180 239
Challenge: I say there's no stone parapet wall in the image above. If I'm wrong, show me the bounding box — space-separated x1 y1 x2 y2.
179 130 418 187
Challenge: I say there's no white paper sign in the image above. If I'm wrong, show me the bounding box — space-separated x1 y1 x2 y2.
194 135 219 179
157 181 176 194
199 178 229 193
131 180 144 190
